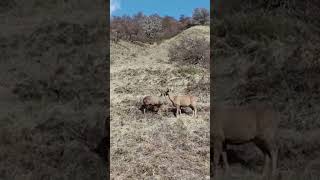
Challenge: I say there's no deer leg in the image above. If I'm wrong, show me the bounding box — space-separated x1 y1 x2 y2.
268 140 278 178
263 154 271 180
176 105 180 117
158 106 164 116
254 138 273 179
190 106 196 117
272 148 278 178
190 106 194 117
263 140 278 179
222 142 229 173
213 140 223 177
176 106 179 117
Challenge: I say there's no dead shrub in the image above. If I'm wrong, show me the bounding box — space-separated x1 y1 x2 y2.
168 37 209 69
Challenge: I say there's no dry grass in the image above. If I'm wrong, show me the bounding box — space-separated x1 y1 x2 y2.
110 26 210 179
212 1 320 179
0 1 108 179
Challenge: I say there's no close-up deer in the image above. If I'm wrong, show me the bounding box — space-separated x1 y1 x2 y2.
163 88 197 117
212 104 280 180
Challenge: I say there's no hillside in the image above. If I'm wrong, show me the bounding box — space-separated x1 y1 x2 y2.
110 26 210 179
212 1 320 179
0 1 108 179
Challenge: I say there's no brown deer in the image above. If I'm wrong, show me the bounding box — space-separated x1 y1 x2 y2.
164 88 197 117
212 104 280 179
142 90 166 114
152 104 169 115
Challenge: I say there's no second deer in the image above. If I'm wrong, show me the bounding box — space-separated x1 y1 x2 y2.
142 90 166 114
164 88 197 117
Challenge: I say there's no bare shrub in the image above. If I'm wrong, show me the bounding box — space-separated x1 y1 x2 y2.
161 16 181 39
168 37 209 69
192 8 210 25
111 13 164 43
110 16 141 42
110 9 208 43
110 29 120 43
139 14 163 41
179 15 193 30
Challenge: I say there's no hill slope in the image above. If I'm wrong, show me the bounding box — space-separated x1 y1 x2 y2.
110 26 210 179
0 1 108 179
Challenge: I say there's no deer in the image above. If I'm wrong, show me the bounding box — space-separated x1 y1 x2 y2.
163 88 197 117
152 104 169 115
212 103 280 180
141 90 166 114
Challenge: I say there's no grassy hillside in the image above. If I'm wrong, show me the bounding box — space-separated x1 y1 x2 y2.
212 1 320 179
0 0 108 179
110 26 210 179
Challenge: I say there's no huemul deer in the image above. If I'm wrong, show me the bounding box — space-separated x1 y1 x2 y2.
212 104 280 179
142 91 165 114
164 88 197 117
152 104 169 115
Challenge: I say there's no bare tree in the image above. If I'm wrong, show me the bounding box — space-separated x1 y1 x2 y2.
192 8 210 25
139 14 163 40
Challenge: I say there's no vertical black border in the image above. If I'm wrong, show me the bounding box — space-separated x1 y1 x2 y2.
104 0 110 179
210 0 214 178
209 0 214 179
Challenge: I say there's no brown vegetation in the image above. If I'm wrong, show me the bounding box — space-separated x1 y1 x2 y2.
110 9 209 43
168 36 210 69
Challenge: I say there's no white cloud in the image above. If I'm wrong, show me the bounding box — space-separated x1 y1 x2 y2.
110 0 120 16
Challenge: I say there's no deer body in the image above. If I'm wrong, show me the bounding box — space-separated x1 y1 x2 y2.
164 89 197 117
142 95 164 114
152 104 169 115
212 104 280 179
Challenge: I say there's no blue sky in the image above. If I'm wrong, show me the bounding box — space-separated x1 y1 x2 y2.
110 0 210 19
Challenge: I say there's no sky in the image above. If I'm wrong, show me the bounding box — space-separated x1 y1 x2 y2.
110 0 210 20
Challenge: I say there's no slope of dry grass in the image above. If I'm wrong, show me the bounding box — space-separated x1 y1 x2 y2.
110 26 210 179
212 2 320 179
0 1 108 179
